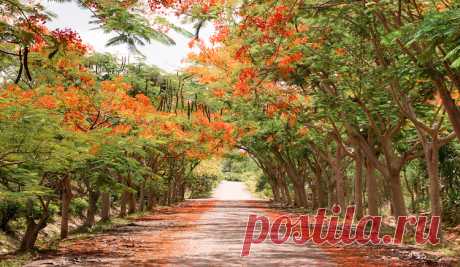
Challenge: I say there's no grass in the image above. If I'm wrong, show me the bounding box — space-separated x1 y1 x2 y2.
416 229 460 259
430 245 460 258
241 171 269 200
0 253 33 267
60 213 147 245
0 232 18 255
0 212 151 267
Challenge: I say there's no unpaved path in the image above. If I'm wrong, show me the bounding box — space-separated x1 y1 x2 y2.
26 181 421 266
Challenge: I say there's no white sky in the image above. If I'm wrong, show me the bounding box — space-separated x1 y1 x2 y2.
43 1 213 72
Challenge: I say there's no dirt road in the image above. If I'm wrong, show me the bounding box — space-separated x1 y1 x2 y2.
26 181 419 266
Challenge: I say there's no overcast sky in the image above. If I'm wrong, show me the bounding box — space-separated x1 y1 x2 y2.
43 1 213 72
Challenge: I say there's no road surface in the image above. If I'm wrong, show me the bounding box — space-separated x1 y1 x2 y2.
26 181 414 266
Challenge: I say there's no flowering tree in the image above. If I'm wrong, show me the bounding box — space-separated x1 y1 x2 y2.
186 0 460 226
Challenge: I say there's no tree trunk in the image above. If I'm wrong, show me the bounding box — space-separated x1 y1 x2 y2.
100 191 111 221
60 175 72 239
84 190 100 228
314 166 328 208
403 167 417 213
120 190 128 218
128 191 136 214
366 160 379 216
284 164 308 208
138 180 146 212
20 219 46 251
311 168 321 209
389 169 408 217
278 174 291 206
326 174 335 207
293 180 308 208
354 153 364 219
332 148 346 209
424 143 442 217
19 200 49 251
309 180 318 209
333 164 345 208
267 175 280 202
147 189 157 211
429 70 460 143
273 168 290 205
178 180 186 202
167 178 174 205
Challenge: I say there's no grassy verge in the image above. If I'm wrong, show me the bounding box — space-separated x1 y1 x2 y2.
0 253 33 267
59 212 150 245
243 175 269 200
0 212 150 266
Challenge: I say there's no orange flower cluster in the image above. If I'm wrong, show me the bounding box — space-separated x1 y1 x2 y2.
51 28 88 54
210 24 230 44
279 52 303 67
234 68 257 96
148 0 222 16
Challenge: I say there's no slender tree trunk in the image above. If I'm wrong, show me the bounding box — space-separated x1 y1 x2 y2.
333 164 345 208
322 144 346 209
403 168 416 213
354 153 364 219
315 167 328 207
429 70 460 143
332 149 346 209
167 177 175 205
424 143 442 217
293 187 300 207
366 160 379 216
312 168 322 209
272 183 281 202
100 191 111 221
274 168 291 205
389 169 408 217
85 190 100 228
173 176 181 203
276 179 284 203
147 189 157 211
120 190 128 218
284 164 308 208
178 179 186 202
293 180 308 208
327 174 335 207
128 191 136 214
60 175 72 239
267 175 280 202
164 194 168 205
125 174 136 214
138 180 146 212
414 176 421 211
281 177 292 206
309 180 318 209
